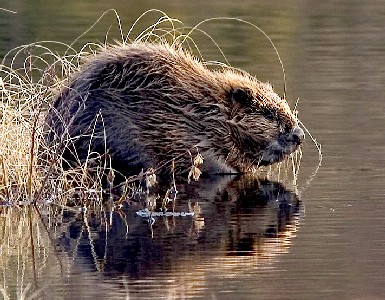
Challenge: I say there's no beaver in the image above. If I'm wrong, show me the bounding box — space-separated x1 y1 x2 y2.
44 42 304 176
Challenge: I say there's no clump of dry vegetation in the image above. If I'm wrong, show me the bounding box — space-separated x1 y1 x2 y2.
0 42 82 206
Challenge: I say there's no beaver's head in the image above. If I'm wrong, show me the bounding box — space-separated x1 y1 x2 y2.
199 70 304 172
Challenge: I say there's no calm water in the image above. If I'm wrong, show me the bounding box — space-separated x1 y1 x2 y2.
1 0 385 299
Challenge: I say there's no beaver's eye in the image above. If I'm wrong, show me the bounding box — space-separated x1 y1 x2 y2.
230 87 252 107
264 110 276 121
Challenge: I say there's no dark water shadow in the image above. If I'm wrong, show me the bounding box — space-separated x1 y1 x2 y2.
53 175 302 279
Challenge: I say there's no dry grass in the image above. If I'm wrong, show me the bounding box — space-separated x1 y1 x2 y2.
0 42 80 206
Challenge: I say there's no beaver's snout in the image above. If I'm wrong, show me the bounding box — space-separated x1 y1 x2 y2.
278 126 305 151
287 126 305 145
259 126 304 166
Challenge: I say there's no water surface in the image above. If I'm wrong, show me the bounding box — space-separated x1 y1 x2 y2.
0 0 385 299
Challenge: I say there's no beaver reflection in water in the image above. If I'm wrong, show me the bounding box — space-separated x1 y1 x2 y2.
45 42 304 175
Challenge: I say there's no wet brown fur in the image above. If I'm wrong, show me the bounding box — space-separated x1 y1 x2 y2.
45 42 301 175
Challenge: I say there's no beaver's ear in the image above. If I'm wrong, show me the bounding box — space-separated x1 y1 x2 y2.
230 87 252 106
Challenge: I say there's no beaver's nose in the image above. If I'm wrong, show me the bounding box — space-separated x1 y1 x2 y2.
291 126 305 144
